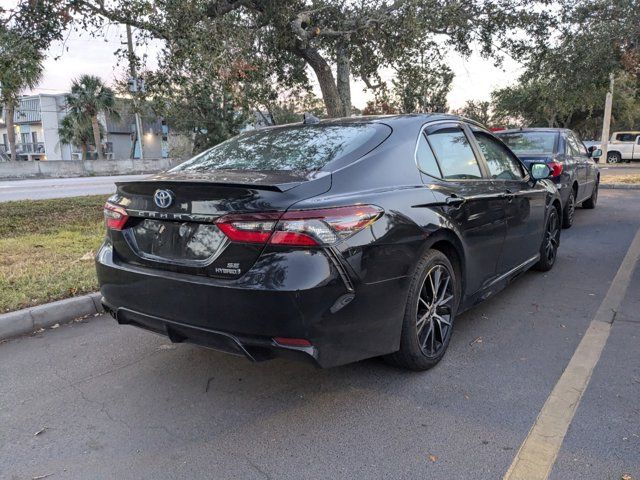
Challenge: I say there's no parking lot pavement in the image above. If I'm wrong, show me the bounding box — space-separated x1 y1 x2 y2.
1 190 639 480
0 174 148 202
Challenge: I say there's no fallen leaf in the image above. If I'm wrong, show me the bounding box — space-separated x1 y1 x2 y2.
469 336 483 346
32 474 53 480
50 323 60 329
621 474 633 480
560 324 567 329
34 427 47 436
428 454 438 463
34 328 45 334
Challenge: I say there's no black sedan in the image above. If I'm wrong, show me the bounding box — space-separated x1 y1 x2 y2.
496 128 600 228
96 114 562 371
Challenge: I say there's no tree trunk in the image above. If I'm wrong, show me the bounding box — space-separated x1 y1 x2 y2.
5 104 16 161
81 143 88 160
336 41 351 117
91 115 104 160
294 46 342 118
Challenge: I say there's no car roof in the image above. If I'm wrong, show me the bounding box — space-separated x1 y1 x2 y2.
497 127 566 134
268 113 486 130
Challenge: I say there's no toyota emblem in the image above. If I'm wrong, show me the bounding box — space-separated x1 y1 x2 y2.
154 189 174 209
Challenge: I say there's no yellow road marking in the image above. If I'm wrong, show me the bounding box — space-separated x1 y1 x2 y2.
504 227 640 480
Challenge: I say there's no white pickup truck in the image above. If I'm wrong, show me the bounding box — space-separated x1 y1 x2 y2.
599 131 640 163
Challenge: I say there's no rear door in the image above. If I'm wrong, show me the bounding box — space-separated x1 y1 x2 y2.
470 128 547 273
417 122 507 295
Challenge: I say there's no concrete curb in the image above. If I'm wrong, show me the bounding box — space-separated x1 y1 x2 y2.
0 292 103 341
600 183 640 190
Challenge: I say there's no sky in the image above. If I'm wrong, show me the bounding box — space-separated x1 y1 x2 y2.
26 24 523 110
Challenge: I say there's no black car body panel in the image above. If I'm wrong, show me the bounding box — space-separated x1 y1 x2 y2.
97 114 562 368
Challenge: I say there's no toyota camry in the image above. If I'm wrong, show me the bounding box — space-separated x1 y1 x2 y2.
96 114 562 370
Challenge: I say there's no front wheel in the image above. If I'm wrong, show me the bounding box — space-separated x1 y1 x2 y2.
386 249 460 371
534 206 561 272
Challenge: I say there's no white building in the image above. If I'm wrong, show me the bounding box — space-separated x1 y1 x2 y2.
0 94 187 161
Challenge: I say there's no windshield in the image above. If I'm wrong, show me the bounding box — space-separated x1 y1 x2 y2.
172 123 390 173
497 131 557 155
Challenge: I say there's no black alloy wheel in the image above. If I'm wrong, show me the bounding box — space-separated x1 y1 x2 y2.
387 249 460 371
535 207 560 271
416 264 454 358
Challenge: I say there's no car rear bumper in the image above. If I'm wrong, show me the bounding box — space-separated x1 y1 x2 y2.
96 241 408 368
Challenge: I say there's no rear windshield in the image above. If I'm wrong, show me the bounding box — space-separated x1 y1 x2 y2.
172 123 390 173
497 131 557 155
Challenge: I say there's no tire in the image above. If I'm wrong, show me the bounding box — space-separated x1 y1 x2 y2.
386 249 461 371
534 206 561 272
582 179 598 209
607 152 621 164
561 188 576 229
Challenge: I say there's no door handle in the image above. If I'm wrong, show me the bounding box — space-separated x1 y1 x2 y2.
445 195 465 206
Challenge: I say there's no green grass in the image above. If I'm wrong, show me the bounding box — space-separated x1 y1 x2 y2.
0 195 107 313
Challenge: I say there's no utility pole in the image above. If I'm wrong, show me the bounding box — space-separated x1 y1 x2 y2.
599 73 614 163
126 24 145 160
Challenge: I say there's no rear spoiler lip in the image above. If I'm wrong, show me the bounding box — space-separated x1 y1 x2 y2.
114 179 302 193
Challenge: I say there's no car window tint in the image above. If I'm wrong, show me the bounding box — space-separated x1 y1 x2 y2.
427 128 482 179
172 124 390 173
616 133 637 142
571 134 588 155
416 133 441 177
473 132 524 180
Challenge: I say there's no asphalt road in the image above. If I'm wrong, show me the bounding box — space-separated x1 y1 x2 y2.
0 175 148 202
1 190 639 480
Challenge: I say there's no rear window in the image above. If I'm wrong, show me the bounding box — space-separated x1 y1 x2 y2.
615 133 639 142
497 131 557 155
172 123 390 173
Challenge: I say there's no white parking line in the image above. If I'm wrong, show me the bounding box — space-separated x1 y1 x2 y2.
504 226 640 480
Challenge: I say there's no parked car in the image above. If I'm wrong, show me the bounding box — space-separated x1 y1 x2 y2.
96 115 562 371
595 131 640 163
496 128 600 228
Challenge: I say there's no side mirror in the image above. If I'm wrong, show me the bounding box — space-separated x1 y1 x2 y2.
591 148 603 159
587 146 596 153
530 163 551 181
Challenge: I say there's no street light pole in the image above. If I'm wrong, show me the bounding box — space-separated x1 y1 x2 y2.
599 73 614 164
126 24 145 161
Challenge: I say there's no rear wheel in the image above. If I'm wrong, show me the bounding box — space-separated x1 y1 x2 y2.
582 179 598 209
562 189 576 228
607 152 621 164
387 249 460 371
534 206 560 272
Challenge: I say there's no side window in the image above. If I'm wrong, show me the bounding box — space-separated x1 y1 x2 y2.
567 134 585 156
416 133 441 178
426 127 482 179
473 132 524 180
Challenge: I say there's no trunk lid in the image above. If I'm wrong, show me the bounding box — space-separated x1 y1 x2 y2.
108 170 331 279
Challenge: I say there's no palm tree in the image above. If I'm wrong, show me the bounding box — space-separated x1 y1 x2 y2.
58 111 99 160
0 27 44 161
65 75 118 160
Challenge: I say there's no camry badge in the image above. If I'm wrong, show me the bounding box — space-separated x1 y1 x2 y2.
154 189 174 209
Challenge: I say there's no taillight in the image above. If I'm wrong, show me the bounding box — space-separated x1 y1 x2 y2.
215 205 383 247
104 202 129 230
548 161 563 177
